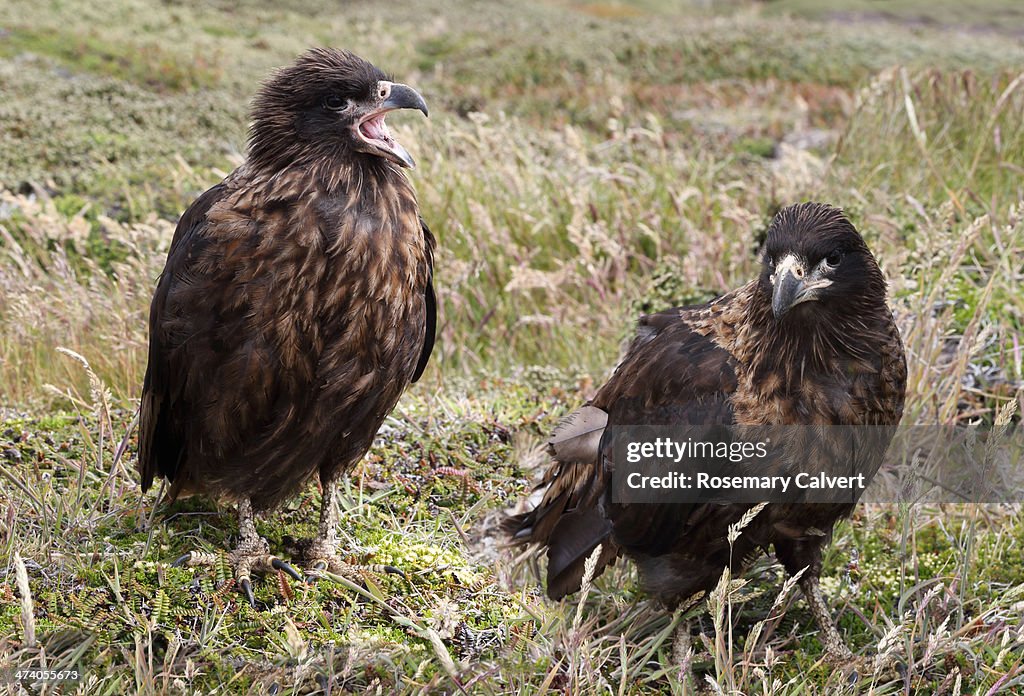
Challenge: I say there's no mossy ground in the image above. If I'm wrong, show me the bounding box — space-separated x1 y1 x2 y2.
0 383 568 692
1 0 1023 693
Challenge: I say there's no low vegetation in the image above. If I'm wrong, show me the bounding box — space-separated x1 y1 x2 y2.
1 0 1022 693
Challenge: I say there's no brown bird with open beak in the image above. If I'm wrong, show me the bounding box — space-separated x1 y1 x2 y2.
137 48 435 604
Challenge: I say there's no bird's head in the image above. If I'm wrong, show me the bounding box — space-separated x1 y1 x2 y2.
248 48 428 172
759 203 887 322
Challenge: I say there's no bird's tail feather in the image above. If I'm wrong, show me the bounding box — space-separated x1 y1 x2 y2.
544 508 617 600
504 404 618 599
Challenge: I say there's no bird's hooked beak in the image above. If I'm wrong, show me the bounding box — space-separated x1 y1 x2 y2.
770 254 837 318
353 81 428 169
771 254 811 319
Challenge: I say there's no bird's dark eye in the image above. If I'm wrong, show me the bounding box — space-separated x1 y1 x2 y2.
323 95 348 111
824 250 843 267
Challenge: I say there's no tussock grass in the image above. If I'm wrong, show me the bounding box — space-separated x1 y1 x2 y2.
0 188 170 404
1 0 1023 693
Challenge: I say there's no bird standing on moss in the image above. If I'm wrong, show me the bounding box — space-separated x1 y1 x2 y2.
137 48 435 604
507 203 907 663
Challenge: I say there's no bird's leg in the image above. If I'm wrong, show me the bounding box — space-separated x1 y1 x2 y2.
776 539 857 667
672 619 697 692
173 497 302 606
799 575 855 665
301 475 404 583
304 478 342 573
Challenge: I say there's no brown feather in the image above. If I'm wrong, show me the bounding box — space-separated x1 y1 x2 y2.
547 405 608 463
138 49 436 511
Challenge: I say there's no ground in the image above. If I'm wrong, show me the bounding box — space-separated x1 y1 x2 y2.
1 0 1023 693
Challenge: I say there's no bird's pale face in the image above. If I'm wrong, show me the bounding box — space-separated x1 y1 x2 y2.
324 80 429 168
759 204 884 321
767 249 842 318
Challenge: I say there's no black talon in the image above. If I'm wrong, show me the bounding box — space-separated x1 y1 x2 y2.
172 553 192 568
271 558 303 582
383 565 405 577
239 577 255 607
304 561 328 584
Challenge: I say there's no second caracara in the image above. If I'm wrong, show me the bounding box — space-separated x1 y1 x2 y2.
137 49 435 603
506 203 907 662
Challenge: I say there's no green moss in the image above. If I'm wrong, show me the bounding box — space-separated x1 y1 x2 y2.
0 386 562 691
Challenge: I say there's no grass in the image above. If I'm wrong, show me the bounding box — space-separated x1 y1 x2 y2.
761 0 1024 35
1 0 1023 693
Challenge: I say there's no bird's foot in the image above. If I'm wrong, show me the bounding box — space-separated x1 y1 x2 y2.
172 538 302 607
822 645 867 686
297 541 405 585
823 644 856 666
301 553 406 585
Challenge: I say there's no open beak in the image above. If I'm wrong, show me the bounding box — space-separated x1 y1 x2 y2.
354 82 428 168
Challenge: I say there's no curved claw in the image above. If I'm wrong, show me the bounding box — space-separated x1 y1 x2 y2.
172 553 192 568
239 576 255 607
304 560 328 585
383 565 406 577
271 558 303 582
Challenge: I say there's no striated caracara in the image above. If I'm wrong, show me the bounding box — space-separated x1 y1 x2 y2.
506 203 907 662
137 48 435 603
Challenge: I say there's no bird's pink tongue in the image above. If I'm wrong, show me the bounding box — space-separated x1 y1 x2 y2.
360 114 391 144
357 112 415 167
